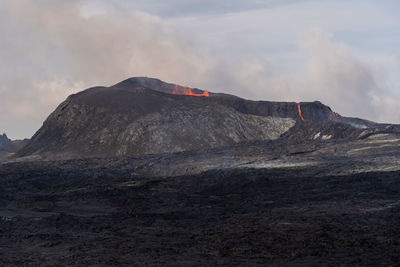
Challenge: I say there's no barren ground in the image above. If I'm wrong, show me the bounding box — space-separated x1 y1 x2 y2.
1 159 400 266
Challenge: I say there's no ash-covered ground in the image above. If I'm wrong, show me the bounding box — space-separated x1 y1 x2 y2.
1 157 400 266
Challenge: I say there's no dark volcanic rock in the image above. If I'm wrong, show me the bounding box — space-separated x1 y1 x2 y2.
16 77 394 161
0 133 10 149
12 78 363 160
2 78 400 266
0 134 29 162
115 78 337 121
1 160 400 265
18 78 301 159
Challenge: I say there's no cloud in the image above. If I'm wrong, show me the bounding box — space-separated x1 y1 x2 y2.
292 29 400 123
0 0 398 139
100 0 313 17
225 28 400 122
2 0 216 84
0 0 218 138
295 29 380 117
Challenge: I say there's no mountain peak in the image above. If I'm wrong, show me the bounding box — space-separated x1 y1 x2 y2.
15 77 390 161
113 77 212 97
115 77 164 88
0 133 10 147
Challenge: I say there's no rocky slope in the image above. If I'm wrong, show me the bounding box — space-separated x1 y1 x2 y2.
0 134 28 162
17 77 389 161
0 133 10 148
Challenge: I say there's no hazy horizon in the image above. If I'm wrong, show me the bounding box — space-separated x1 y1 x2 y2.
1 0 399 139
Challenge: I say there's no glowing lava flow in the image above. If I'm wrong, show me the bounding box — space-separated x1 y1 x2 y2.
297 103 304 121
173 85 210 97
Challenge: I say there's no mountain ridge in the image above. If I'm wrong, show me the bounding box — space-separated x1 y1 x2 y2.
14 77 396 161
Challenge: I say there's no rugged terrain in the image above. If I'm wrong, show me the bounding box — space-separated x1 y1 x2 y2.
1 159 400 266
0 133 10 148
16 77 385 161
0 133 29 162
2 77 400 265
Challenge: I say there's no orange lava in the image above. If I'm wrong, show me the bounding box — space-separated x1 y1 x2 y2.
297 103 304 121
173 84 210 97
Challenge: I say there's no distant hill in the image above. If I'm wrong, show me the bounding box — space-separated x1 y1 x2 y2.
0 133 29 161
16 77 395 160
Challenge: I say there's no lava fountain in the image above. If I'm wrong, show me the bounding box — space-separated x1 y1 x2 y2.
173 85 210 97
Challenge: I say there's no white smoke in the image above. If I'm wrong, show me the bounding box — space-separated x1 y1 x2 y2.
0 0 398 139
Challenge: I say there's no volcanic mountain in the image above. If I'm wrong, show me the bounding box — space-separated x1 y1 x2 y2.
16 77 395 160
4 78 400 265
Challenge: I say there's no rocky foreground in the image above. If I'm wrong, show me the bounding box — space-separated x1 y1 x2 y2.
2 130 400 266
1 159 400 266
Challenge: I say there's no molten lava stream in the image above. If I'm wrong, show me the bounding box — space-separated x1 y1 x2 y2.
173 85 210 97
297 103 304 121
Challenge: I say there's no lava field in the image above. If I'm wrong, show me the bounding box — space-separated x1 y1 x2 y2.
1 161 400 266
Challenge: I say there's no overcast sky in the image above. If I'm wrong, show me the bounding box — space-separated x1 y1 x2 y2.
1 0 399 139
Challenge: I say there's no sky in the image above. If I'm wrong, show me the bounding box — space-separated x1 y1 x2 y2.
0 0 399 139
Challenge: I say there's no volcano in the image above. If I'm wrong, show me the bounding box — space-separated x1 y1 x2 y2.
16 77 393 162
3 77 400 265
